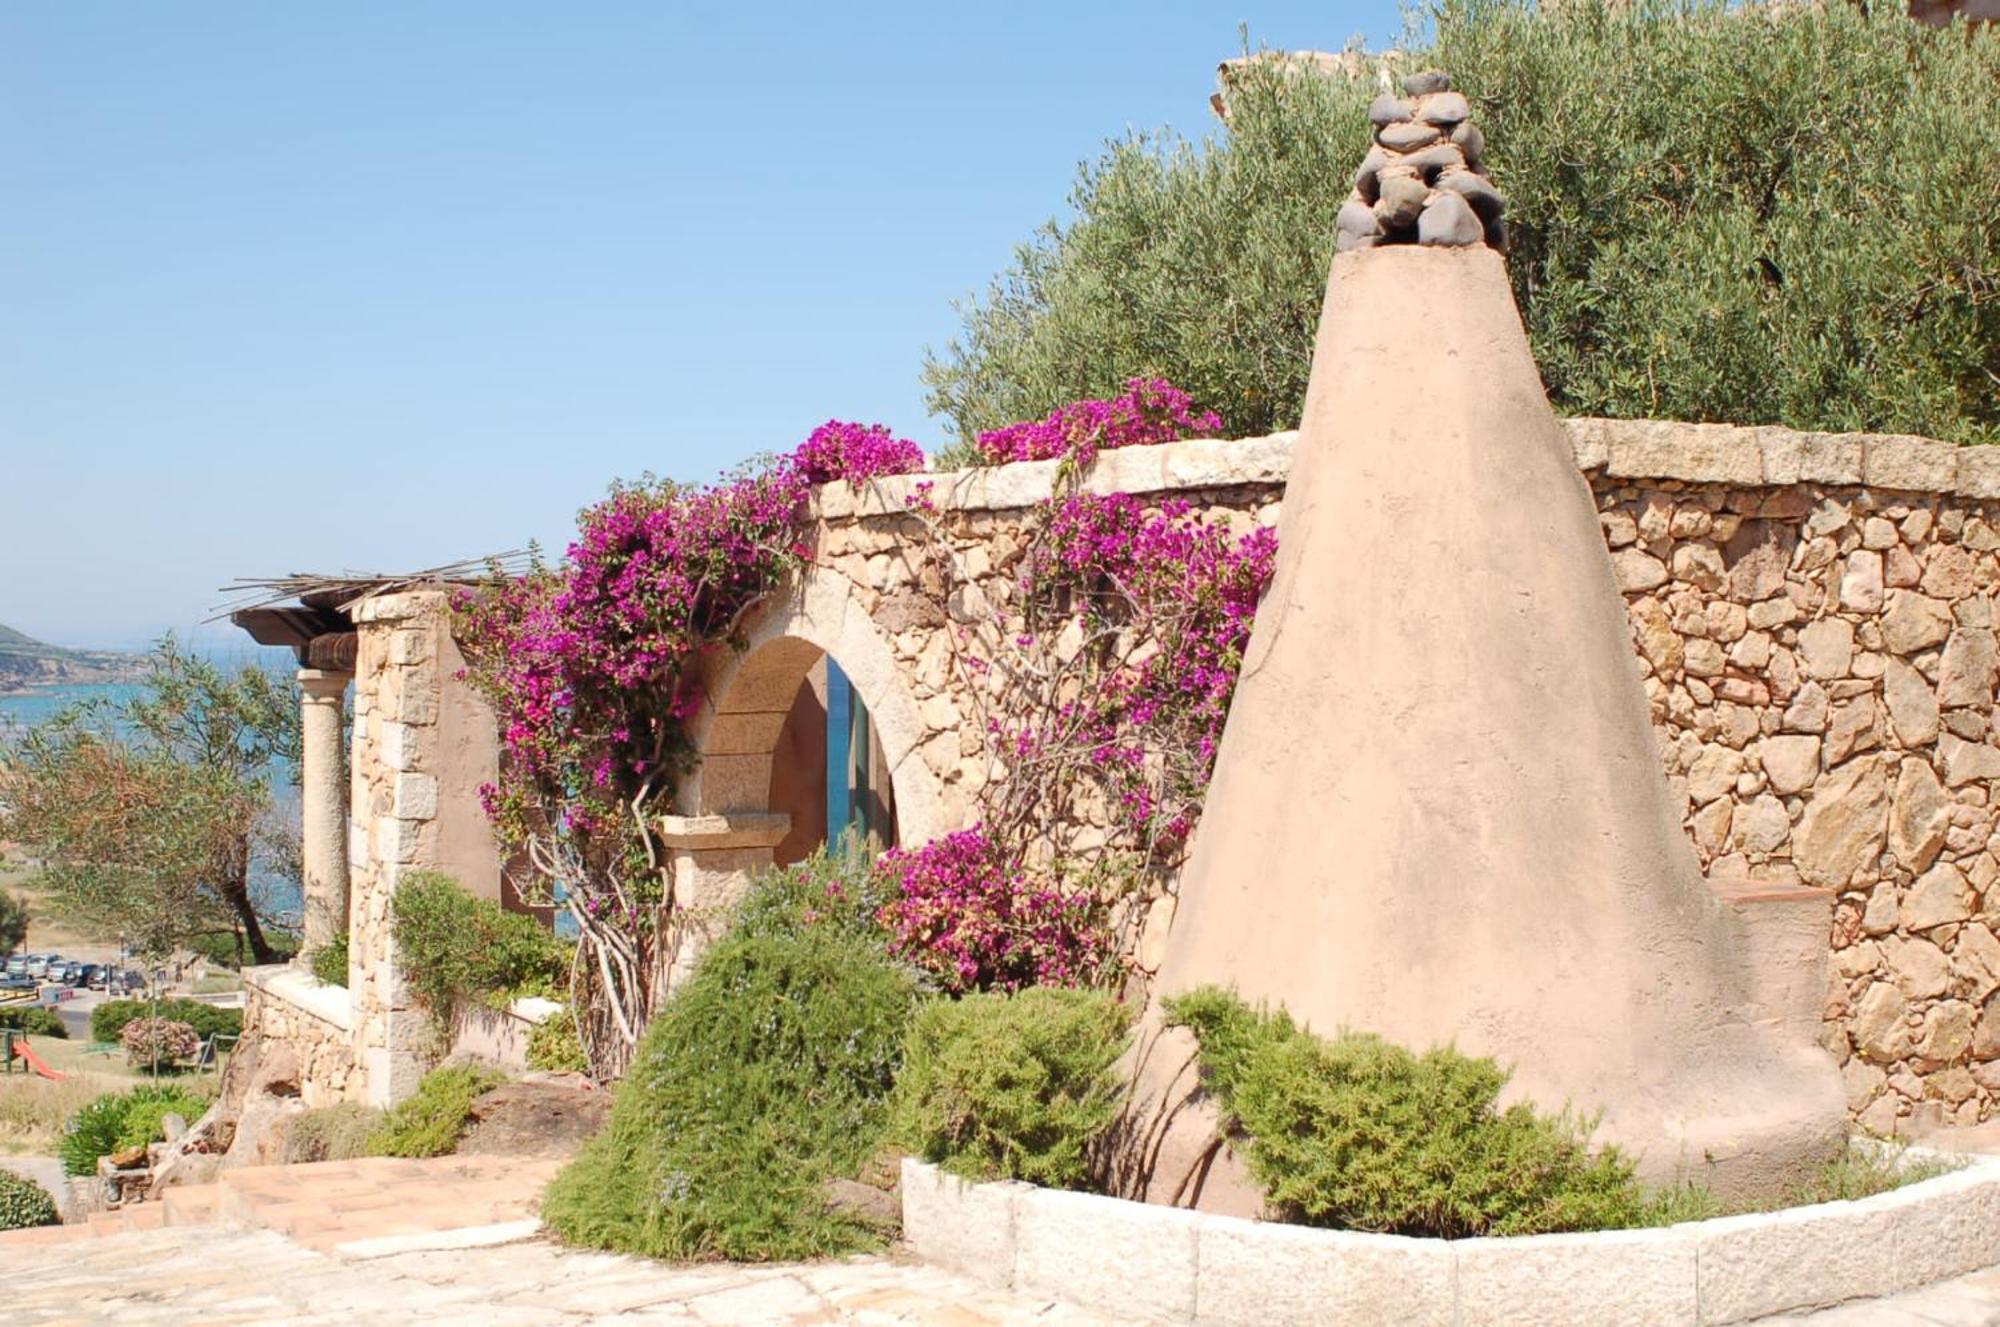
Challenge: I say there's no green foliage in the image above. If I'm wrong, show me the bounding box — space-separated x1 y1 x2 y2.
927 3 2000 449
90 998 241 1046
0 1005 68 1039
542 914 922 1262
59 1084 210 1176
284 1102 386 1164
1790 1141 1951 1206
391 871 569 1026
184 927 297 970
891 988 1132 1189
0 1169 59 1230
1166 987 1652 1238
114 1085 210 1152
525 1003 589 1074
729 841 895 946
119 1017 200 1069
309 932 350 988
366 1064 507 1159
0 640 304 963
0 888 27 954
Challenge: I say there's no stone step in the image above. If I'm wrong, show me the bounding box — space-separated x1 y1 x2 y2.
160 1183 221 1226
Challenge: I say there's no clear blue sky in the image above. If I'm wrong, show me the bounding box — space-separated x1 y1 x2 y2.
1 1 1390 651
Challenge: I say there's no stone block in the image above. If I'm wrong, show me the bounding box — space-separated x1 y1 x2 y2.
1602 419 1763 485
1194 1217 1454 1327
1094 441 1168 494
1864 434 1958 493
1563 418 1609 470
1454 1228 1696 1327
380 721 417 772
1796 433 1865 485
392 773 438 822
386 629 432 667
1956 447 2000 501
1756 427 1804 485
1014 1185 1200 1323
898 1161 1022 1290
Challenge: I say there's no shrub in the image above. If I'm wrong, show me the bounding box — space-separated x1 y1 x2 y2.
309 932 350 988
90 998 241 1046
114 1086 210 1152
120 1017 200 1069
1790 1141 1952 1206
732 842 896 946
542 915 922 1261
391 871 568 1026
926 2 2000 449
1165 987 1651 1238
0 1170 58 1230
791 421 925 484
366 1063 506 1159
891 988 1132 1189
525 1003 589 1074
0 1005 68 1039
284 1103 385 1164
59 1084 210 1176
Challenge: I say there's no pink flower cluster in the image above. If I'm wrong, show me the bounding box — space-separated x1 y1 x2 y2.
455 466 810 864
874 827 1110 993
974 377 1223 466
791 420 926 486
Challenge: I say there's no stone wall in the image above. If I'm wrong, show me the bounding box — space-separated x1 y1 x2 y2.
789 422 2000 1131
1574 419 2000 1134
240 967 360 1108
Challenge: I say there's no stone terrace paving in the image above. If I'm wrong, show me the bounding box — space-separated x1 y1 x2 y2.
1 1151 2000 1325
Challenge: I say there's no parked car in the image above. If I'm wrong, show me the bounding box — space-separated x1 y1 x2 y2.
117 969 146 995
57 962 84 987
28 954 61 980
4 955 27 980
78 963 104 990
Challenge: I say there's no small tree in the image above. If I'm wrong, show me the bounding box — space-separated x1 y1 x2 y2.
0 639 300 964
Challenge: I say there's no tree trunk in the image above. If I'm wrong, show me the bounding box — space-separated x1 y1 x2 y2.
219 834 277 964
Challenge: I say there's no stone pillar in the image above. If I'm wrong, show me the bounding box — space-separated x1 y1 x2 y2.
657 812 791 990
297 668 353 959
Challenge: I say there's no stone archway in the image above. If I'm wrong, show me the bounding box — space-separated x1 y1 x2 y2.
657 566 942 985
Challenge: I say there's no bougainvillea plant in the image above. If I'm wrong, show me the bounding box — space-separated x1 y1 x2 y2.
792 421 926 485
874 826 1113 993
974 376 1223 465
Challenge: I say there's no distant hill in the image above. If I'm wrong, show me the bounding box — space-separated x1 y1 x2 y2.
0 624 147 694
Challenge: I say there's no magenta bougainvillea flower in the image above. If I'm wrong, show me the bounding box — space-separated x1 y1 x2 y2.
974 377 1222 466
791 420 926 485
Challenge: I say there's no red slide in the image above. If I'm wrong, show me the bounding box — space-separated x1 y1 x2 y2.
5 1034 65 1080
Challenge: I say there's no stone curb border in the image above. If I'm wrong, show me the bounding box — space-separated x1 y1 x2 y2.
810 419 1981 521
901 1151 2000 1326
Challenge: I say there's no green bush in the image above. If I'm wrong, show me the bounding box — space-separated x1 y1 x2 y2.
391 871 568 1025
0 1005 68 1039
59 1084 210 1176
525 1003 589 1074
1165 987 1651 1238
284 1102 386 1164
730 841 895 945
309 932 350 988
365 1063 505 1159
891 988 1132 1189
542 913 922 1261
90 998 241 1046
0 1169 59 1230
926 1 2000 449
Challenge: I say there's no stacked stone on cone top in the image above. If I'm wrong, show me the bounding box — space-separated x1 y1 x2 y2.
1338 70 1507 254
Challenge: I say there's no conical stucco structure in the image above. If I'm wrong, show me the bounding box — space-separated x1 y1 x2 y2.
1139 240 1845 1203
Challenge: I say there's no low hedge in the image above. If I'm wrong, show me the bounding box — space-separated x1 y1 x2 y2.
892 988 1133 1190
0 1005 67 1039
366 1064 505 1159
89 998 240 1046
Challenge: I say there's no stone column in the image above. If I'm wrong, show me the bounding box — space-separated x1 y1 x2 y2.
657 812 791 990
297 668 353 960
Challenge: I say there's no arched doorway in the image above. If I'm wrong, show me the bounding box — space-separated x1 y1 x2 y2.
657 568 942 986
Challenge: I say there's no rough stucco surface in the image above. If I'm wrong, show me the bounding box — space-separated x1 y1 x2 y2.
1145 245 1845 1200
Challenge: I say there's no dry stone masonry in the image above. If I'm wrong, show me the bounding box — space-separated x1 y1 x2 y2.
1339 70 1506 252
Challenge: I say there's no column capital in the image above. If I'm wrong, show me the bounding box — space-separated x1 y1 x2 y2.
297 668 354 700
